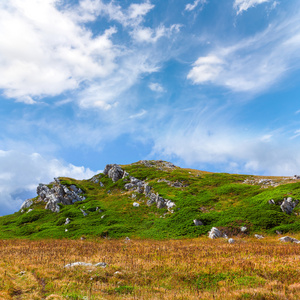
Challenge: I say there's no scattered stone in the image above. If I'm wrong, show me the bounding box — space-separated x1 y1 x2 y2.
18 271 26 276
80 236 86 240
65 229 68 232
293 175 300 180
280 197 299 214
208 227 223 239
99 182 104 187
94 262 107 268
228 238 235 244
241 226 247 233
279 236 300 243
64 262 93 268
276 230 282 235
65 218 70 225
254 234 264 239
268 199 275 205
193 219 203 226
133 202 140 207
114 271 122 275
27 209 33 213
101 215 105 219
80 208 88 216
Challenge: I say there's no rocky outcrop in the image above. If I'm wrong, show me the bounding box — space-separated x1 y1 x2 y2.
103 163 176 211
21 178 86 213
103 164 124 182
280 197 299 214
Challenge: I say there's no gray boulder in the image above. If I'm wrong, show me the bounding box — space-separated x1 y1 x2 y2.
104 164 124 182
254 234 264 239
133 202 140 207
193 219 203 226
279 236 300 243
208 227 223 239
241 226 247 233
280 197 299 214
228 238 235 244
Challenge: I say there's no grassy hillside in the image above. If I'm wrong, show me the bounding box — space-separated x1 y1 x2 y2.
1 160 300 240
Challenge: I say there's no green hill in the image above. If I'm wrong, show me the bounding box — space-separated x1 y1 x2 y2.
1 160 300 239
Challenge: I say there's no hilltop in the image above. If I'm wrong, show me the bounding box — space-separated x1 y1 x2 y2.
1 160 300 240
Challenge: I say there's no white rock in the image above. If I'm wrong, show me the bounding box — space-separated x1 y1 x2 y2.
228 238 235 244
27 209 33 213
20 199 33 210
208 227 223 239
241 226 247 232
64 262 93 268
94 262 107 268
193 219 203 226
133 202 140 207
279 236 299 243
254 234 264 239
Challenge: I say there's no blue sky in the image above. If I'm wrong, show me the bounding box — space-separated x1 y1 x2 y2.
1 0 300 215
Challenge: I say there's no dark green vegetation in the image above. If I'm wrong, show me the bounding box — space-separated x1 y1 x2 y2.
1 160 300 239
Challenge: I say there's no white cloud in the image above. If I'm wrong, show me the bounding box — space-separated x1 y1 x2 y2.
152 124 300 176
0 0 117 102
187 12 300 93
129 109 147 119
234 0 271 15
149 82 165 93
185 0 207 12
0 150 98 216
0 0 180 110
132 24 181 43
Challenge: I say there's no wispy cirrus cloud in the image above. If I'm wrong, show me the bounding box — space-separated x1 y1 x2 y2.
185 0 207 12
187 9 300 94
234 0 271 15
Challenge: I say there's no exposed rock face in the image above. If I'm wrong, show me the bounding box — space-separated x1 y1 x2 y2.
20 199 33 210
280 197 299 214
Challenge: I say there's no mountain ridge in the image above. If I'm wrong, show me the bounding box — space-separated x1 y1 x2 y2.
1 160 300 239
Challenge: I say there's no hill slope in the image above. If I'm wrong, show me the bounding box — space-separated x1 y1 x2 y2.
1 160 300 239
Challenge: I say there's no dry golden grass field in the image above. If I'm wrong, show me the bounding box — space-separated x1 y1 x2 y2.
1 237 300 300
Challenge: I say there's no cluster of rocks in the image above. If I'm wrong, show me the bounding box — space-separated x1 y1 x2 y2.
243 178 278 188
138 160 176 169
157 178 187 188
293 175 300 180
104 164 176 210
268 197 299 214
21 178 85 213
90 175 104 187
